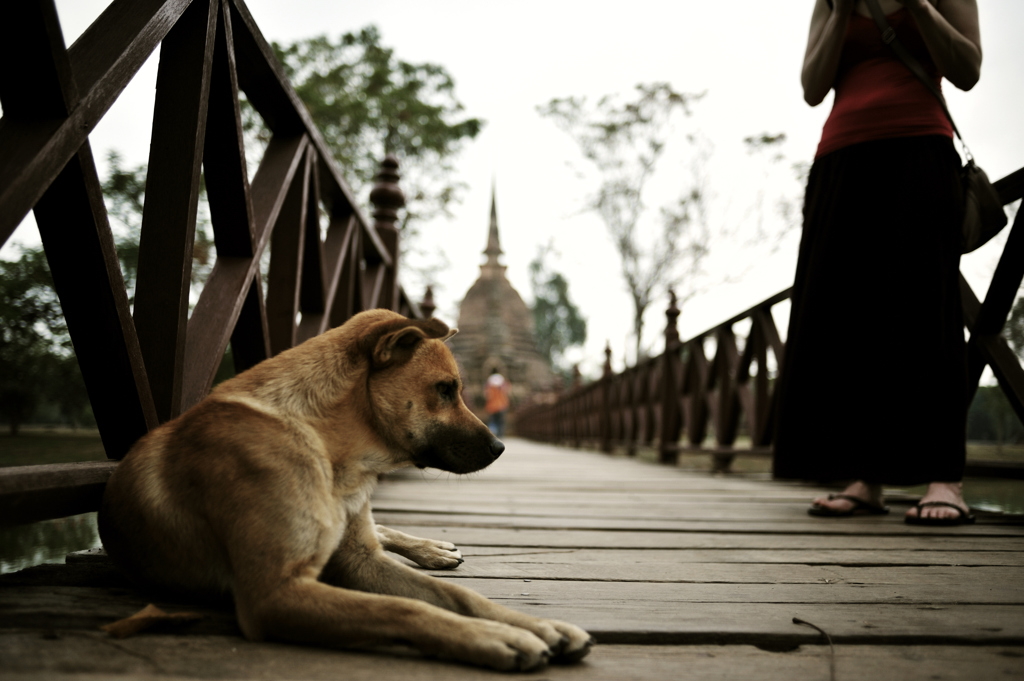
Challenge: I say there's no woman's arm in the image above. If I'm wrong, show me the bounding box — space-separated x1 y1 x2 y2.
802 0 856 106
900 0 981 91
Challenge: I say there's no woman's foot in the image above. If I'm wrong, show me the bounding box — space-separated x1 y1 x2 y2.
810 481 884 514
904 482 970 522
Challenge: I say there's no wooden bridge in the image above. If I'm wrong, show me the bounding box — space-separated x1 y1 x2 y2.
3 437 1023 679
2 0 1024 679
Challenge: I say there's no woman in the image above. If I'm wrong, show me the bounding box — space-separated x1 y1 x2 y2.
772 0 982 524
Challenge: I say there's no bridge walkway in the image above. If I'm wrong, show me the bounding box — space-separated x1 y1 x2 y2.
3 438 1023 680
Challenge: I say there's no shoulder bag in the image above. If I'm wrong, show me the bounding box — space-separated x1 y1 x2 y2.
863 0 1007 253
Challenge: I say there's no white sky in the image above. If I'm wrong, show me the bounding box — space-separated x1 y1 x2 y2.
5 0 1023 378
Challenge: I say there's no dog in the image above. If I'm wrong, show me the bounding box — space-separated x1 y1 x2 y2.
98 309 593 671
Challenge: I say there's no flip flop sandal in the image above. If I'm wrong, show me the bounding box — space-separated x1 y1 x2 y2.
808 493 889 517
904 501 976 526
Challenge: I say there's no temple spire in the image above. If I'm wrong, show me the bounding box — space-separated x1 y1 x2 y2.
482 181 505 277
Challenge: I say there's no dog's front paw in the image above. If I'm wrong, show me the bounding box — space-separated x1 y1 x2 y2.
521 618 594 664
410 540 463 570
376 525 464 569
548 620 595 663
447 619 551 672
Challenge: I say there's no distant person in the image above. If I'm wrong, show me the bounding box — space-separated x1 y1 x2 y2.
773 0 982 525
485 369 511 437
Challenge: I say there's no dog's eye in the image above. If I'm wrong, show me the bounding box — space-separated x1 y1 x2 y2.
437 381 457 401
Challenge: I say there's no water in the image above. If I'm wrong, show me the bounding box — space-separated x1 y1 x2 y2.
0 513 100 575
907 477 1024 514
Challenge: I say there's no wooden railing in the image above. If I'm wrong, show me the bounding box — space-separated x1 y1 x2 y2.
517 165 1024 477
0 0 425 525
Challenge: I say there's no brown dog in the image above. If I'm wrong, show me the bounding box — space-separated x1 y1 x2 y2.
98 309 593 671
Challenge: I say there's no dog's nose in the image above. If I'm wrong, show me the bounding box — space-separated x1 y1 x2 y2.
489 439 505 459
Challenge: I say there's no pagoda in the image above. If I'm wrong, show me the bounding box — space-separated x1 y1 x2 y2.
449 188 557 422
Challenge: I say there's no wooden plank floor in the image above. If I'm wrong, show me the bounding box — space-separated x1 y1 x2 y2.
3 437 1024 679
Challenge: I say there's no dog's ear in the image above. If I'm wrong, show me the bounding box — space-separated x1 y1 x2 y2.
358 316 451 369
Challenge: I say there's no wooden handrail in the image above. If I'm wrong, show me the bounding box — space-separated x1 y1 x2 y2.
0 0 426 525
517 163 1024 475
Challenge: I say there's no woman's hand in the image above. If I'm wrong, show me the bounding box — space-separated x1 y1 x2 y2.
898 0 982 90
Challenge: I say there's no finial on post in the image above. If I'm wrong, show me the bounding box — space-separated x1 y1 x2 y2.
420 285 436 319
665 289 681 350
369 154 406 230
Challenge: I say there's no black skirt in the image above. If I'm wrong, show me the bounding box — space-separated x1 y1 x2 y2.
772 135 967 485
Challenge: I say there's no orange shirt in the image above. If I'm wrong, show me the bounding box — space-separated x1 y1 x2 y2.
485 376 509 414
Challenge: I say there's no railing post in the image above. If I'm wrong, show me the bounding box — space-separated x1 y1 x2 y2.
712 326 738 474
752 310 770 446
571 364 582 449
659 291 681 464
369 154 405 311
600 343 613 453
625 365 638 457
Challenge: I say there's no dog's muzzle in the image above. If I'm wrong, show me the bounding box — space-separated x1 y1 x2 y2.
412 425 506 474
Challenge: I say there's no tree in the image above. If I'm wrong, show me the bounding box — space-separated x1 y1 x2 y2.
0 247 90 435
742 131 807 246
529 244 587 375
266 26 483 242
102 151 214 303
102 151 146 296
967 385 1024 444
539 83 709 361
41 352 94 428
1005 296 1024 359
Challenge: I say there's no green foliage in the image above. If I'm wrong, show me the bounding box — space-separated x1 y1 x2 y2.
1005 296 1024 359
529 245 587 374
742 131 806 247
267 26 483 237
0 248 67 352
743 132 787 157
101 151 145 296
102 151 214 301
967 385 1024 444
539 83 709 360
0 247 92 434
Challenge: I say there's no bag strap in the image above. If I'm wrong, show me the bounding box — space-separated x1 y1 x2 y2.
861 0 971 157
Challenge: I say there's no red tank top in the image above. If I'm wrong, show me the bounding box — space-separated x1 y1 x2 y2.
815 9 953 159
